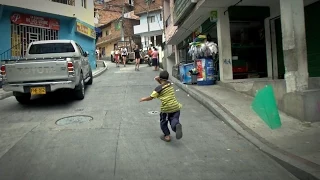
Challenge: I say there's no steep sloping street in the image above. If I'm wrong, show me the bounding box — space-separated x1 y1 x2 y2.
0 63 297 180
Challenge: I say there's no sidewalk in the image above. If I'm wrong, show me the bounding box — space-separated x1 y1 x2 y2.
0 61 108 100
170 76 320 179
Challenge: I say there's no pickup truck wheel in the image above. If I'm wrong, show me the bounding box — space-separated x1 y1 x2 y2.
74 74 85 100
86 70 93 85
14 93 31 104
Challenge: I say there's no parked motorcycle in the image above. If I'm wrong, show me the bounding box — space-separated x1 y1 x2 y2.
144 54 152 67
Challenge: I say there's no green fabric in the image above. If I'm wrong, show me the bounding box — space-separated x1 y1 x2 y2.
251 85 282 129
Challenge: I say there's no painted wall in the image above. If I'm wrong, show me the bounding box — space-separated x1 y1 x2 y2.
134 10 163 35
73 19 97 69
0 6 75 56
139 10 163 25
0 0 94 26
0 6 96 69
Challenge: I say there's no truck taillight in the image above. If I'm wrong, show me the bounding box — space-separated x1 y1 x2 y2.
0 65 5 76
67 62 74 71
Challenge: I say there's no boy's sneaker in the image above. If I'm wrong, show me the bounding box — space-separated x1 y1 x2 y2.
160 135 171 142
176 124 183 139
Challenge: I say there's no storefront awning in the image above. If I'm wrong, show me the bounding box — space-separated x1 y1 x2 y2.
167 0 277 45
167 0 217 45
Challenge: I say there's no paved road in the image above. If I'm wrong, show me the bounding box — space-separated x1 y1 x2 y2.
0 62 297 180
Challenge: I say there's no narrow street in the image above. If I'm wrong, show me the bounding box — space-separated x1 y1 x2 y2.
0 62 297 180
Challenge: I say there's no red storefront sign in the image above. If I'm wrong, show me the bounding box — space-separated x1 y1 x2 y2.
10 13 60 30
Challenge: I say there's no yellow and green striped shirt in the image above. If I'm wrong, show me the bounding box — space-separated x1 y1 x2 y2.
150 81 182 113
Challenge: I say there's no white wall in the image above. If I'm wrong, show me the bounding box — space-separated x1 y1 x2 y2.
1 0 95 26
134 10 163 35
140 10 163 27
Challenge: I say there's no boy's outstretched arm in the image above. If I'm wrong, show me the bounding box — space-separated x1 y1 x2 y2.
140 96 153 102
140 85 160 102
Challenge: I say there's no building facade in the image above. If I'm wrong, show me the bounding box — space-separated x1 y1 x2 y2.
163 0 320 122
96 17 140 57
133 0 164 50
94 0 134 27
0 0 97 69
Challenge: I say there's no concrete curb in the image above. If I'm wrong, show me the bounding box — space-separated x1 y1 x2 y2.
0 61 108 101
0 91 13 101
169 75 320 180
93 61 108 78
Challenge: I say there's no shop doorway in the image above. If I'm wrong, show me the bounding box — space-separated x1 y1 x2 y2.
11 24 59 58
229 20 267 79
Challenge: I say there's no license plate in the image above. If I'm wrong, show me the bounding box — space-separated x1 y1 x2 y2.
30 87 46 95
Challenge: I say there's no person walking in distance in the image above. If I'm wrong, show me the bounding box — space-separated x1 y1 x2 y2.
121 46 128 67
115 48 120 67
151 47 159 71
147 47 153 66
140 70 183 142
95 48 100 60
134 45 141 71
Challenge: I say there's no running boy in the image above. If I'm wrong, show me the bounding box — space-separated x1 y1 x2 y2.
140 70 183 142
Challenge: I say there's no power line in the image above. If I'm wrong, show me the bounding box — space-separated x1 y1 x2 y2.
134 2 163 30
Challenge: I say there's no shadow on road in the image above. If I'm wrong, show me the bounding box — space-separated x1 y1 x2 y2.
16 86 92 109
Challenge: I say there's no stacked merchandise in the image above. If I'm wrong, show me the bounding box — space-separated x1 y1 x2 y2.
188 35 218 59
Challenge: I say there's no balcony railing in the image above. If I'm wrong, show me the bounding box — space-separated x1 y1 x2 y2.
51 0 75 6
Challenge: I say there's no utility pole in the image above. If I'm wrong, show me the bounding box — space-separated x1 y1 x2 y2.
146 0 150 47
120 0 125 41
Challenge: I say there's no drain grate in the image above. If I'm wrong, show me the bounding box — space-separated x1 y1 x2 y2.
56 115 93 126
148 111 160 115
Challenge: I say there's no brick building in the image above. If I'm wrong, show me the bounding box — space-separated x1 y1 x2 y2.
94 0 140 57
133 0 163 15
96 17 140 57
94 0 133 26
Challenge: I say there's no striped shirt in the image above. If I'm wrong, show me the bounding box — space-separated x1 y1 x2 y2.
150 81 182 113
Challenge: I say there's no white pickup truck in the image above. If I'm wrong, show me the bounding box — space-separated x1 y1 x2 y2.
0 40 93 104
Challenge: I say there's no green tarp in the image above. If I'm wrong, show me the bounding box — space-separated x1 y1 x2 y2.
251 85 282 129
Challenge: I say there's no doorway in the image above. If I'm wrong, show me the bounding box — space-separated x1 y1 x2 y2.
11 23 59 58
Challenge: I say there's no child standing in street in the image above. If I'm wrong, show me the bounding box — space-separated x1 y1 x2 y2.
140 70 183 142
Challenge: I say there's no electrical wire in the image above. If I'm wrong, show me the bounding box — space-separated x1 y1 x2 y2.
134 2 163 31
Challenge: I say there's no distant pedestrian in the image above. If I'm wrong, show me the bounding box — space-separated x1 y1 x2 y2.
151 47 159 71
148 47 153 57
140 70 183 142
96 48 100 60
115 48 120 67
134 45 141 71
121 47 128 67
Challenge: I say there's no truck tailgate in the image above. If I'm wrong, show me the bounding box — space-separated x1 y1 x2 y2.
5 60 69 83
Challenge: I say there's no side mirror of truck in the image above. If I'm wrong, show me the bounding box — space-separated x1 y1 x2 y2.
84 51 89 57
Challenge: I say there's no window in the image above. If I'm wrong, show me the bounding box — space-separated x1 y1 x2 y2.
51 0 75 6
81 0 87 8
29 43 75 54
160 13 162 21
147 16 155 23
105 30 111 36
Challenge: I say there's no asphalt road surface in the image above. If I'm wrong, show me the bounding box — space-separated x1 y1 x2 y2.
0 62 297 180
